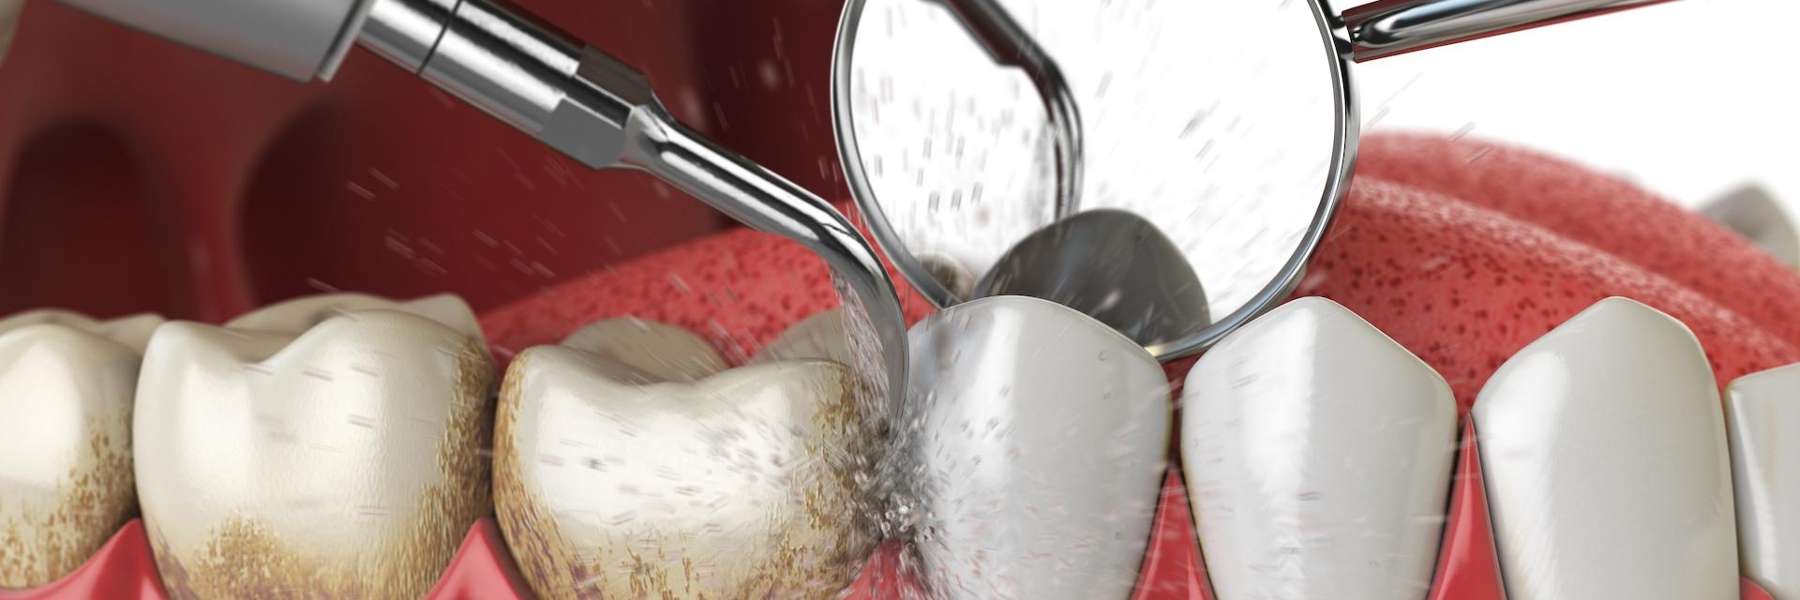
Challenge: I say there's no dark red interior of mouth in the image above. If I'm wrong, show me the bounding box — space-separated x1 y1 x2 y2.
3 1 1795 598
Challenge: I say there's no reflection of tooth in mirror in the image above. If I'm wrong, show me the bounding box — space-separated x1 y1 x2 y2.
973 209 1208 348
917 253 976 299
842 0 1337 353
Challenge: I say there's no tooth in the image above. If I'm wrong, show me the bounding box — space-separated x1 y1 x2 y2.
1700 184 1800 268
1179 297 1456 599
1726 362 1800 599
1473 297 1737 599
494 312 881 599
133 293 496 599
226 292 484 340
753 309 851 364
906 296 1170 599
0 310 162 588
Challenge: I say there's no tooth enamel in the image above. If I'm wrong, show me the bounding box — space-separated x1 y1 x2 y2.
133 294 495 599
752 309 851 364
1700 185 1800 268
905 296 1170 599
226 293 484 340
494 311 881 599
1726 363 1800 599
0 310 162 588
1473 297 1738 599
1180 297 1456 599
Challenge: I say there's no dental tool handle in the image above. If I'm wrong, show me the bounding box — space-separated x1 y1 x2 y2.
933 0 1083 221
51 0 912 409
367 0 910 408
1344 0 1674 61
620 110 911 412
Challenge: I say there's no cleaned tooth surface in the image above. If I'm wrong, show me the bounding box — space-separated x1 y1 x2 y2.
1180 297 1456 600
494 311 881 599
1473 297 1737 600
134 294 495 600
0 310 162 588
906 296 1170 599
1726 362 1800 599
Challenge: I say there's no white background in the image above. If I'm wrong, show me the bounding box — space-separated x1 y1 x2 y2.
1349 0 1799 213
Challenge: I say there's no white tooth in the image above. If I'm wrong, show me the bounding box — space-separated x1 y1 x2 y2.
1700 184 1800 268
134 294 495 599
494 314 881 599
1180 297 1455 600
907 296 1170 600
1473 296 1737 599
0 309 164 354
226 293 484 340
0 310 162 588
557 316 727 382
1726 362 1800 599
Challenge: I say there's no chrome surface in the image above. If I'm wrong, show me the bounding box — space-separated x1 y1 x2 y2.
973 209 1209 348
56 0 370 80
358 0 910 417
1344 0 1669 61
358 0 455 73
833 0 1355 360
619 106 910 420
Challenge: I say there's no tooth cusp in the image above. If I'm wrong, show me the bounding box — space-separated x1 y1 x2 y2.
0 316 150 589
135 303 496 600
495 316 881 599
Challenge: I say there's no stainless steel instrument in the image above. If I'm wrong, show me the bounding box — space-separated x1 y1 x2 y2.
833 0 1670 360
43 0 1674 404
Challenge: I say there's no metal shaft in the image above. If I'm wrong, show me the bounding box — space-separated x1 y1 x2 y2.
359 0 910 411
1344 0 1672 61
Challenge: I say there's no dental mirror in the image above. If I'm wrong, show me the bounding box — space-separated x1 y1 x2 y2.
833 0 1667 359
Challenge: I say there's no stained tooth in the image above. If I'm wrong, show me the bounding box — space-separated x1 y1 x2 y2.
494 312 881 599
133 294 495 600
1726 362 1800 599
0 310 162 588
906 296 1170 599
1473 296 1737 599
1180 297 1455 599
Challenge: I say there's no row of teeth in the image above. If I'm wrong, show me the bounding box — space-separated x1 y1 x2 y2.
0 292 1794 599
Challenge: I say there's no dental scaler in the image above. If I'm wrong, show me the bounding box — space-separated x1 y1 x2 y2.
55 0 920 410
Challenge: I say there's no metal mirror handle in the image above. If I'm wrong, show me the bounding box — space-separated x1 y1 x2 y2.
1344 0 1671 60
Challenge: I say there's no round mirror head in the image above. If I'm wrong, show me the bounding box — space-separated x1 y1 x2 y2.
832 0 1354 358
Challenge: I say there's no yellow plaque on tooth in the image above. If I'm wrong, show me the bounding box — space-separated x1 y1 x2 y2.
134 305 497 600
494 316 882 599
0 313 155 590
